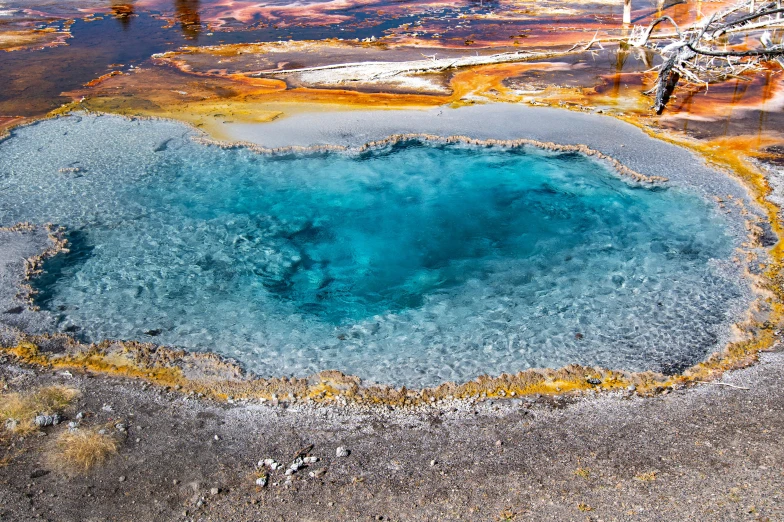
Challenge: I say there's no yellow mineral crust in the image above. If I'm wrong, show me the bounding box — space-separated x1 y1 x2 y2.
65 40 784 145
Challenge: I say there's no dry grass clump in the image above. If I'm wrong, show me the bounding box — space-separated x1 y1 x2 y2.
634 470 658 481
573 467 591 479
48 427 118 475
0 385 80 434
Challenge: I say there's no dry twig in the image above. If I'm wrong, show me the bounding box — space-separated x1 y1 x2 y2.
695 380 750 390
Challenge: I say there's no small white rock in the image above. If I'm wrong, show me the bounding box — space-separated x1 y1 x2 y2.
255 476 267 487
336 446 350 458
34 415 54 428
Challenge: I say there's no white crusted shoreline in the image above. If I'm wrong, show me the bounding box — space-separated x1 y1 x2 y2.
219 104 738 193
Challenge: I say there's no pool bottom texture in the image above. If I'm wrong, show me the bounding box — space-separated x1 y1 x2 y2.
0 116 746 387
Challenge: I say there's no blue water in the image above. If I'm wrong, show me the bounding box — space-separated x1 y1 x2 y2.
0 116 745 385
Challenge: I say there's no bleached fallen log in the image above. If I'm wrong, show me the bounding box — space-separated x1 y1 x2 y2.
252 49 578 82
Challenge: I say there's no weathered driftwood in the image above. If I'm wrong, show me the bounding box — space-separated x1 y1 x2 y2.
627 0 784 113
251 49 578 85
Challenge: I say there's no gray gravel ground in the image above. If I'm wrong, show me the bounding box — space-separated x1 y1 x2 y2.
1 346 782 522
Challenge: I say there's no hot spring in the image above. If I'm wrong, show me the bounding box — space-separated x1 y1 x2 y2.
0 115 751 386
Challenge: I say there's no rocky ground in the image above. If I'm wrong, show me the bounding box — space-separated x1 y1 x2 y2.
1 345 782 522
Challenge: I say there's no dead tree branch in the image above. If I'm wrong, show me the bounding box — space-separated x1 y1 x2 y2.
627 0 784 113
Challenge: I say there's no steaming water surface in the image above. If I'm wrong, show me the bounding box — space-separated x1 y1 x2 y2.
0 115 747 386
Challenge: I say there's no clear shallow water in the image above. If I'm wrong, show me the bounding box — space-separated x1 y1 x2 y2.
0 116 745 386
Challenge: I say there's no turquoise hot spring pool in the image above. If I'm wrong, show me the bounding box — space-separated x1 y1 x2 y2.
0 115 749 386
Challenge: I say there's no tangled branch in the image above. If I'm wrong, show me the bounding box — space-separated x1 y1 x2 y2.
627 0 784 114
